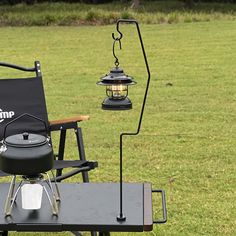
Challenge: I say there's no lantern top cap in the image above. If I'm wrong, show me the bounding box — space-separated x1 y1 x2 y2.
97 66 136 86
110 67 124 74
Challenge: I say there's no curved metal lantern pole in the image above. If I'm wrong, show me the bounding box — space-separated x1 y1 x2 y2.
113 19 151 222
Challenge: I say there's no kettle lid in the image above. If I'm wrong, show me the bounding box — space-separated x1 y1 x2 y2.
4 132 48 148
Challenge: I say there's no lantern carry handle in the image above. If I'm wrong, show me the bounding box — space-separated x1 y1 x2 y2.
3 113 48 140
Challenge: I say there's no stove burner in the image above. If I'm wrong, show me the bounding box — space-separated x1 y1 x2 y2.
4 171 60 216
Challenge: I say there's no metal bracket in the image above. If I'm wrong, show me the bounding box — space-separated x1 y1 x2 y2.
152 189 167 224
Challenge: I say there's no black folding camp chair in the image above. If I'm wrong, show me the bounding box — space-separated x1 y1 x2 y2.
0 61 97 182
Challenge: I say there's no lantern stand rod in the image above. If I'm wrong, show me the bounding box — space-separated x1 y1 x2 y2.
113 19 151 222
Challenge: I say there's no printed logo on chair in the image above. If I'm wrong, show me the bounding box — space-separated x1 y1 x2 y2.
0 109 15 123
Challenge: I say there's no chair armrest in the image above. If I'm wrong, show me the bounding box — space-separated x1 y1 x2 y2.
49 115 90 125
49 115 90 131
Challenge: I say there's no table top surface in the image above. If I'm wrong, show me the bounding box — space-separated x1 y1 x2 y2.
0 182 153 232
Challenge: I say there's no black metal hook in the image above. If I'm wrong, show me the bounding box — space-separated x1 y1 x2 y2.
112 26 123 41
112 21 124 67
112 38 122 67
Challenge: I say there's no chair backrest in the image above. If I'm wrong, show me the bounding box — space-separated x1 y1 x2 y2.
0 61 49 140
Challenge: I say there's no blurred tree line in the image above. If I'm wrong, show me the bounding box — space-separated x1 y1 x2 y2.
1 0 236 5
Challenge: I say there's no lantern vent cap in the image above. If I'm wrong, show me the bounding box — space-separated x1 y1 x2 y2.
97 66 136 86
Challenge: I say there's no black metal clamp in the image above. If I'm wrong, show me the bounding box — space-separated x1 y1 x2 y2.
152 189 167 224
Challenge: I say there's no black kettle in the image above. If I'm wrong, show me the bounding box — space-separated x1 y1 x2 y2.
0 113 53 176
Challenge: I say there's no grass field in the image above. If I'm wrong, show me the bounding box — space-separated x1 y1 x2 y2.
0 20 236 235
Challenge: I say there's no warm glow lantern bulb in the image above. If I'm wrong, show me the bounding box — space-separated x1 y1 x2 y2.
97 67 136 110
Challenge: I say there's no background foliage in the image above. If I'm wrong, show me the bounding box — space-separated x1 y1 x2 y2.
1 0 236 6
0 0 236 26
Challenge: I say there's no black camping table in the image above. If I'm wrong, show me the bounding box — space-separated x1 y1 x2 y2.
0 182 156 233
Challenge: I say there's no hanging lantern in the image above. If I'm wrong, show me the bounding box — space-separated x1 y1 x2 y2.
97 67 136 110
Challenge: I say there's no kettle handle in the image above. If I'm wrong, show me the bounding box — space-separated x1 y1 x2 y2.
3 113 48 140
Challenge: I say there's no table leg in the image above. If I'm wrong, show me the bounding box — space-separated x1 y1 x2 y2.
0 231 8 236
99 232 110 236
71 231 82 236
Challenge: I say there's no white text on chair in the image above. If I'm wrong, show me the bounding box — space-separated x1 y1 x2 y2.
0 109 15 123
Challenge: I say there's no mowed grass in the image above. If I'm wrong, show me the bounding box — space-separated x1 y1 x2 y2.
0 21 236 235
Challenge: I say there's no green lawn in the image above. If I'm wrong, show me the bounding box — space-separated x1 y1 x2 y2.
0 20 236 235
